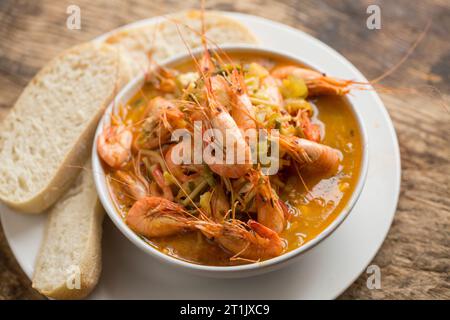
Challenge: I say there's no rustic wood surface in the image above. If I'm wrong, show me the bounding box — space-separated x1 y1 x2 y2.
0 0 448 300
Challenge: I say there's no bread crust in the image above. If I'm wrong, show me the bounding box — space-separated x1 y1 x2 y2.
0 42 130 213
32 162 105 300
105 10 258 78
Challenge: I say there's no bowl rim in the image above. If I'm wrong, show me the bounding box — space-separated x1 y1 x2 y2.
92 44 369 273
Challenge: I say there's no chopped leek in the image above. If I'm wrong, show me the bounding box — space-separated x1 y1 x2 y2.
201 166 216 187
182 180 208 206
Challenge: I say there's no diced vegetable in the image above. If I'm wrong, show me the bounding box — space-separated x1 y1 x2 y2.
177 72 199 88
266 113 291 129
280 124 296 136
280 75 308 99
284 99 313 115
199 191 212 215
244 76 260 93
215 64 241 76
163 171 176 185
247 62 269 78
250 97 279 111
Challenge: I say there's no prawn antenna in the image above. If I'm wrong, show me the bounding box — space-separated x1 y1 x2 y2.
371 20 431 84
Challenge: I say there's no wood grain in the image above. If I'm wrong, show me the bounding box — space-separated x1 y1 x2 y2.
0 0 448 300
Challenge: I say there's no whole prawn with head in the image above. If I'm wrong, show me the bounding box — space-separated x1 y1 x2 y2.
112 163 174 202
248 169 289 234
197 52 254 179
125 195 284 261
97 125 133 169
134 96 187 151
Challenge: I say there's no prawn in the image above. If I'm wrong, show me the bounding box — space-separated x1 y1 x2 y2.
126 197 283 261
195 219 284 261
126 196 194 238
210 184 230 222
229 69 257 132
207 109 253 178
279 135 341 177
149 164 174 201
97 125 132 169
146 66 177 93
261 75 284 107
210 75 232 108
271 65 353 97
115 170 149 201
227 70 288 233
200 62 253 178
248 169 288 234
115 166 174 202
295 110 321 142
165 143 204 183
135 97 186 150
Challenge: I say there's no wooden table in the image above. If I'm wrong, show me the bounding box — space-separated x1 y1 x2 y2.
0 0 448 300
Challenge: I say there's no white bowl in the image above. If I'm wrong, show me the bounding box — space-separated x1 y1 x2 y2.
92 45 369 278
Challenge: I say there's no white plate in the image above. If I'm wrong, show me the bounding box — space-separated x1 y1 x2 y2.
0 12 400 299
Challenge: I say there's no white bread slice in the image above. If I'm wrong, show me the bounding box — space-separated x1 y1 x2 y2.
0 42 130 213
105 10 258 78
32 162 104 300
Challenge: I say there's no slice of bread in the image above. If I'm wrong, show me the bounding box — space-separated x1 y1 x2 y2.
0 42 130 213
105 10 258 78
32 162 104 300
